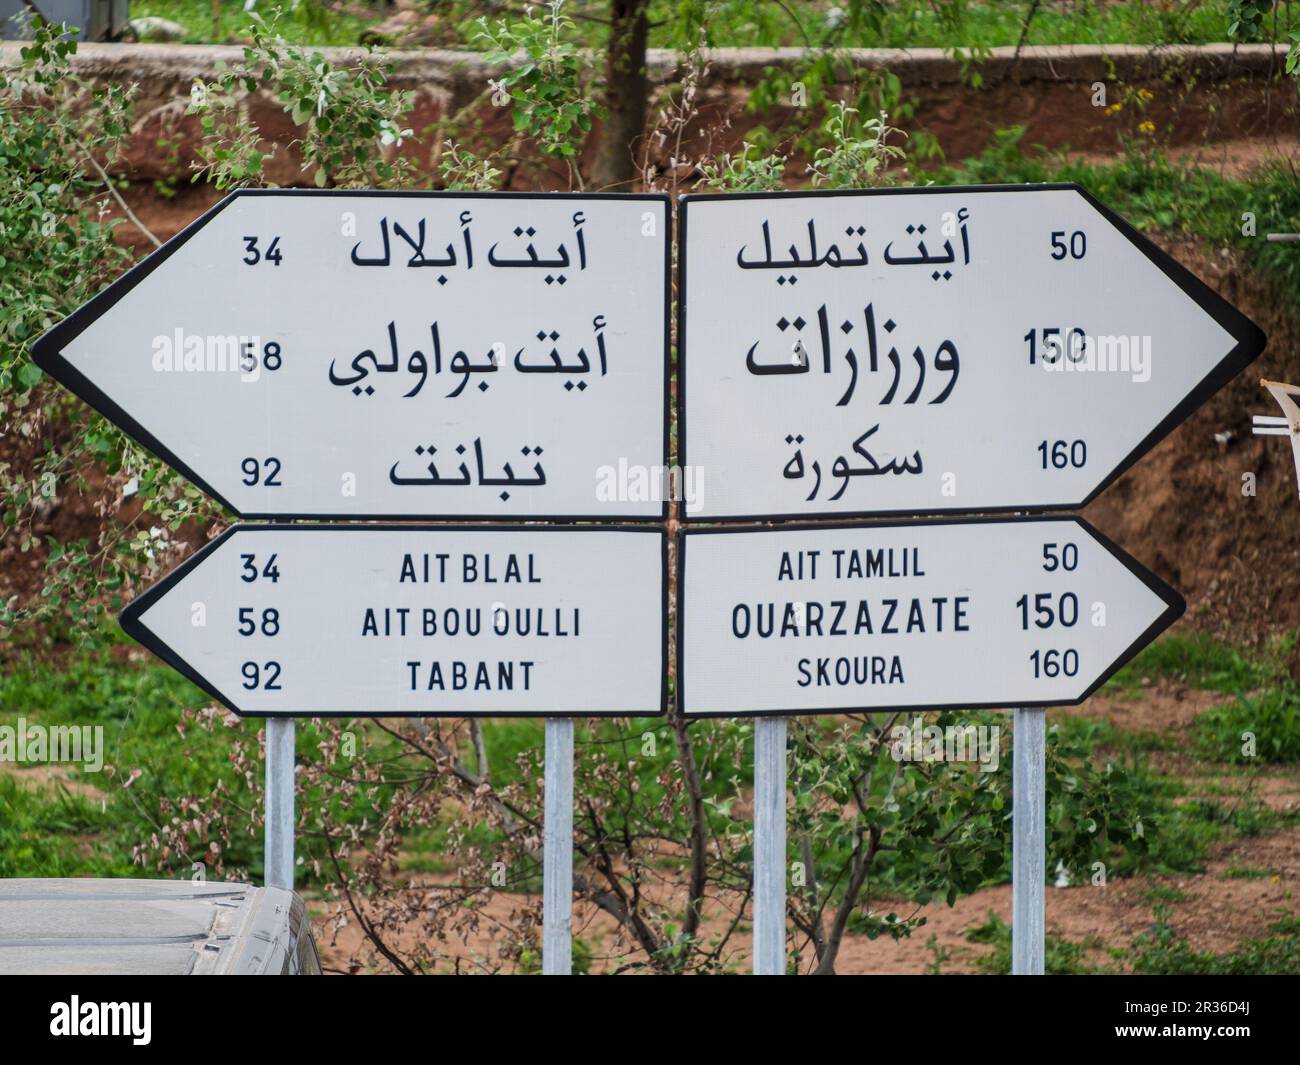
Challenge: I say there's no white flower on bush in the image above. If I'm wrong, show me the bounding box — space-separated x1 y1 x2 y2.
379 120 414 148
138 524 169 565
315 70 349 118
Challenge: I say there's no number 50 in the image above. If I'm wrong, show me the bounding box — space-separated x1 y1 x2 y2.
1050 230 1086 260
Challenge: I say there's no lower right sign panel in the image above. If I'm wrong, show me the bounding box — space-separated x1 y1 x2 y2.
677 517 1184 717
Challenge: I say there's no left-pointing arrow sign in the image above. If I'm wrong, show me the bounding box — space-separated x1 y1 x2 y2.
121 525 667 717
33 189 670 520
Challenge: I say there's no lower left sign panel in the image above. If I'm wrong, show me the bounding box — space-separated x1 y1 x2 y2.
121 525 668 717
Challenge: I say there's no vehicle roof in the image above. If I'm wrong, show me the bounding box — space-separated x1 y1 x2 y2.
0 878 300 975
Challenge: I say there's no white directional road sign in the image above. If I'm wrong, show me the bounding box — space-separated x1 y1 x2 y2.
34 190 669 520
122 526 667 717
678 518 1182 716
679 184 1265 520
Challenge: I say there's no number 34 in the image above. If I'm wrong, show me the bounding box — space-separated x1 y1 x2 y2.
243 236 283 265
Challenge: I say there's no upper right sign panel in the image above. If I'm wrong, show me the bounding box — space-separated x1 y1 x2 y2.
679 185 1266 521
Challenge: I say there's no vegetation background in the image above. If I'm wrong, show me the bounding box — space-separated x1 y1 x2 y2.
2 0 1300 973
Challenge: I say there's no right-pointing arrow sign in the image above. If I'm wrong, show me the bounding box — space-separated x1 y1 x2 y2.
678 517 1183 717
679 184 1266 520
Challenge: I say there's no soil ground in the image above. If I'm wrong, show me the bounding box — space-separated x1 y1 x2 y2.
304 679 1300 974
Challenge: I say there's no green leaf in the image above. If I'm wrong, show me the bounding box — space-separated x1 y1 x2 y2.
16 362 42 389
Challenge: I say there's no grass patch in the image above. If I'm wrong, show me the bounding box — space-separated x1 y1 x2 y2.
128 0 373 45
2 640 260 877
0 638 409 883
968 901 1300 976
0 774 130 878
937 130 1300 306
1222 866 1276 880
0 634 1287 936
1054 715 1177 754
1103 632 1286 696
1177 796 1288 840
0 637 734 892
125 0 1297 49
1129 910 1300 974
965 912 1108 974
1196 687 1300 763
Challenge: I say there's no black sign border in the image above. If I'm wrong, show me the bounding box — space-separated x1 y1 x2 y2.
676 182 1267 523
676 515 1185 718
120 523 670 719
32 188 673 524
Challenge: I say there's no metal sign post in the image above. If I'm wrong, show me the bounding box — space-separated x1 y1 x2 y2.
1012 706 1046 975
264 717 296 890
753 715 788 975
543 718 574 975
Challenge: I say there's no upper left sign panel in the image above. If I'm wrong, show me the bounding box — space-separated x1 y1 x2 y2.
32 190 670 520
